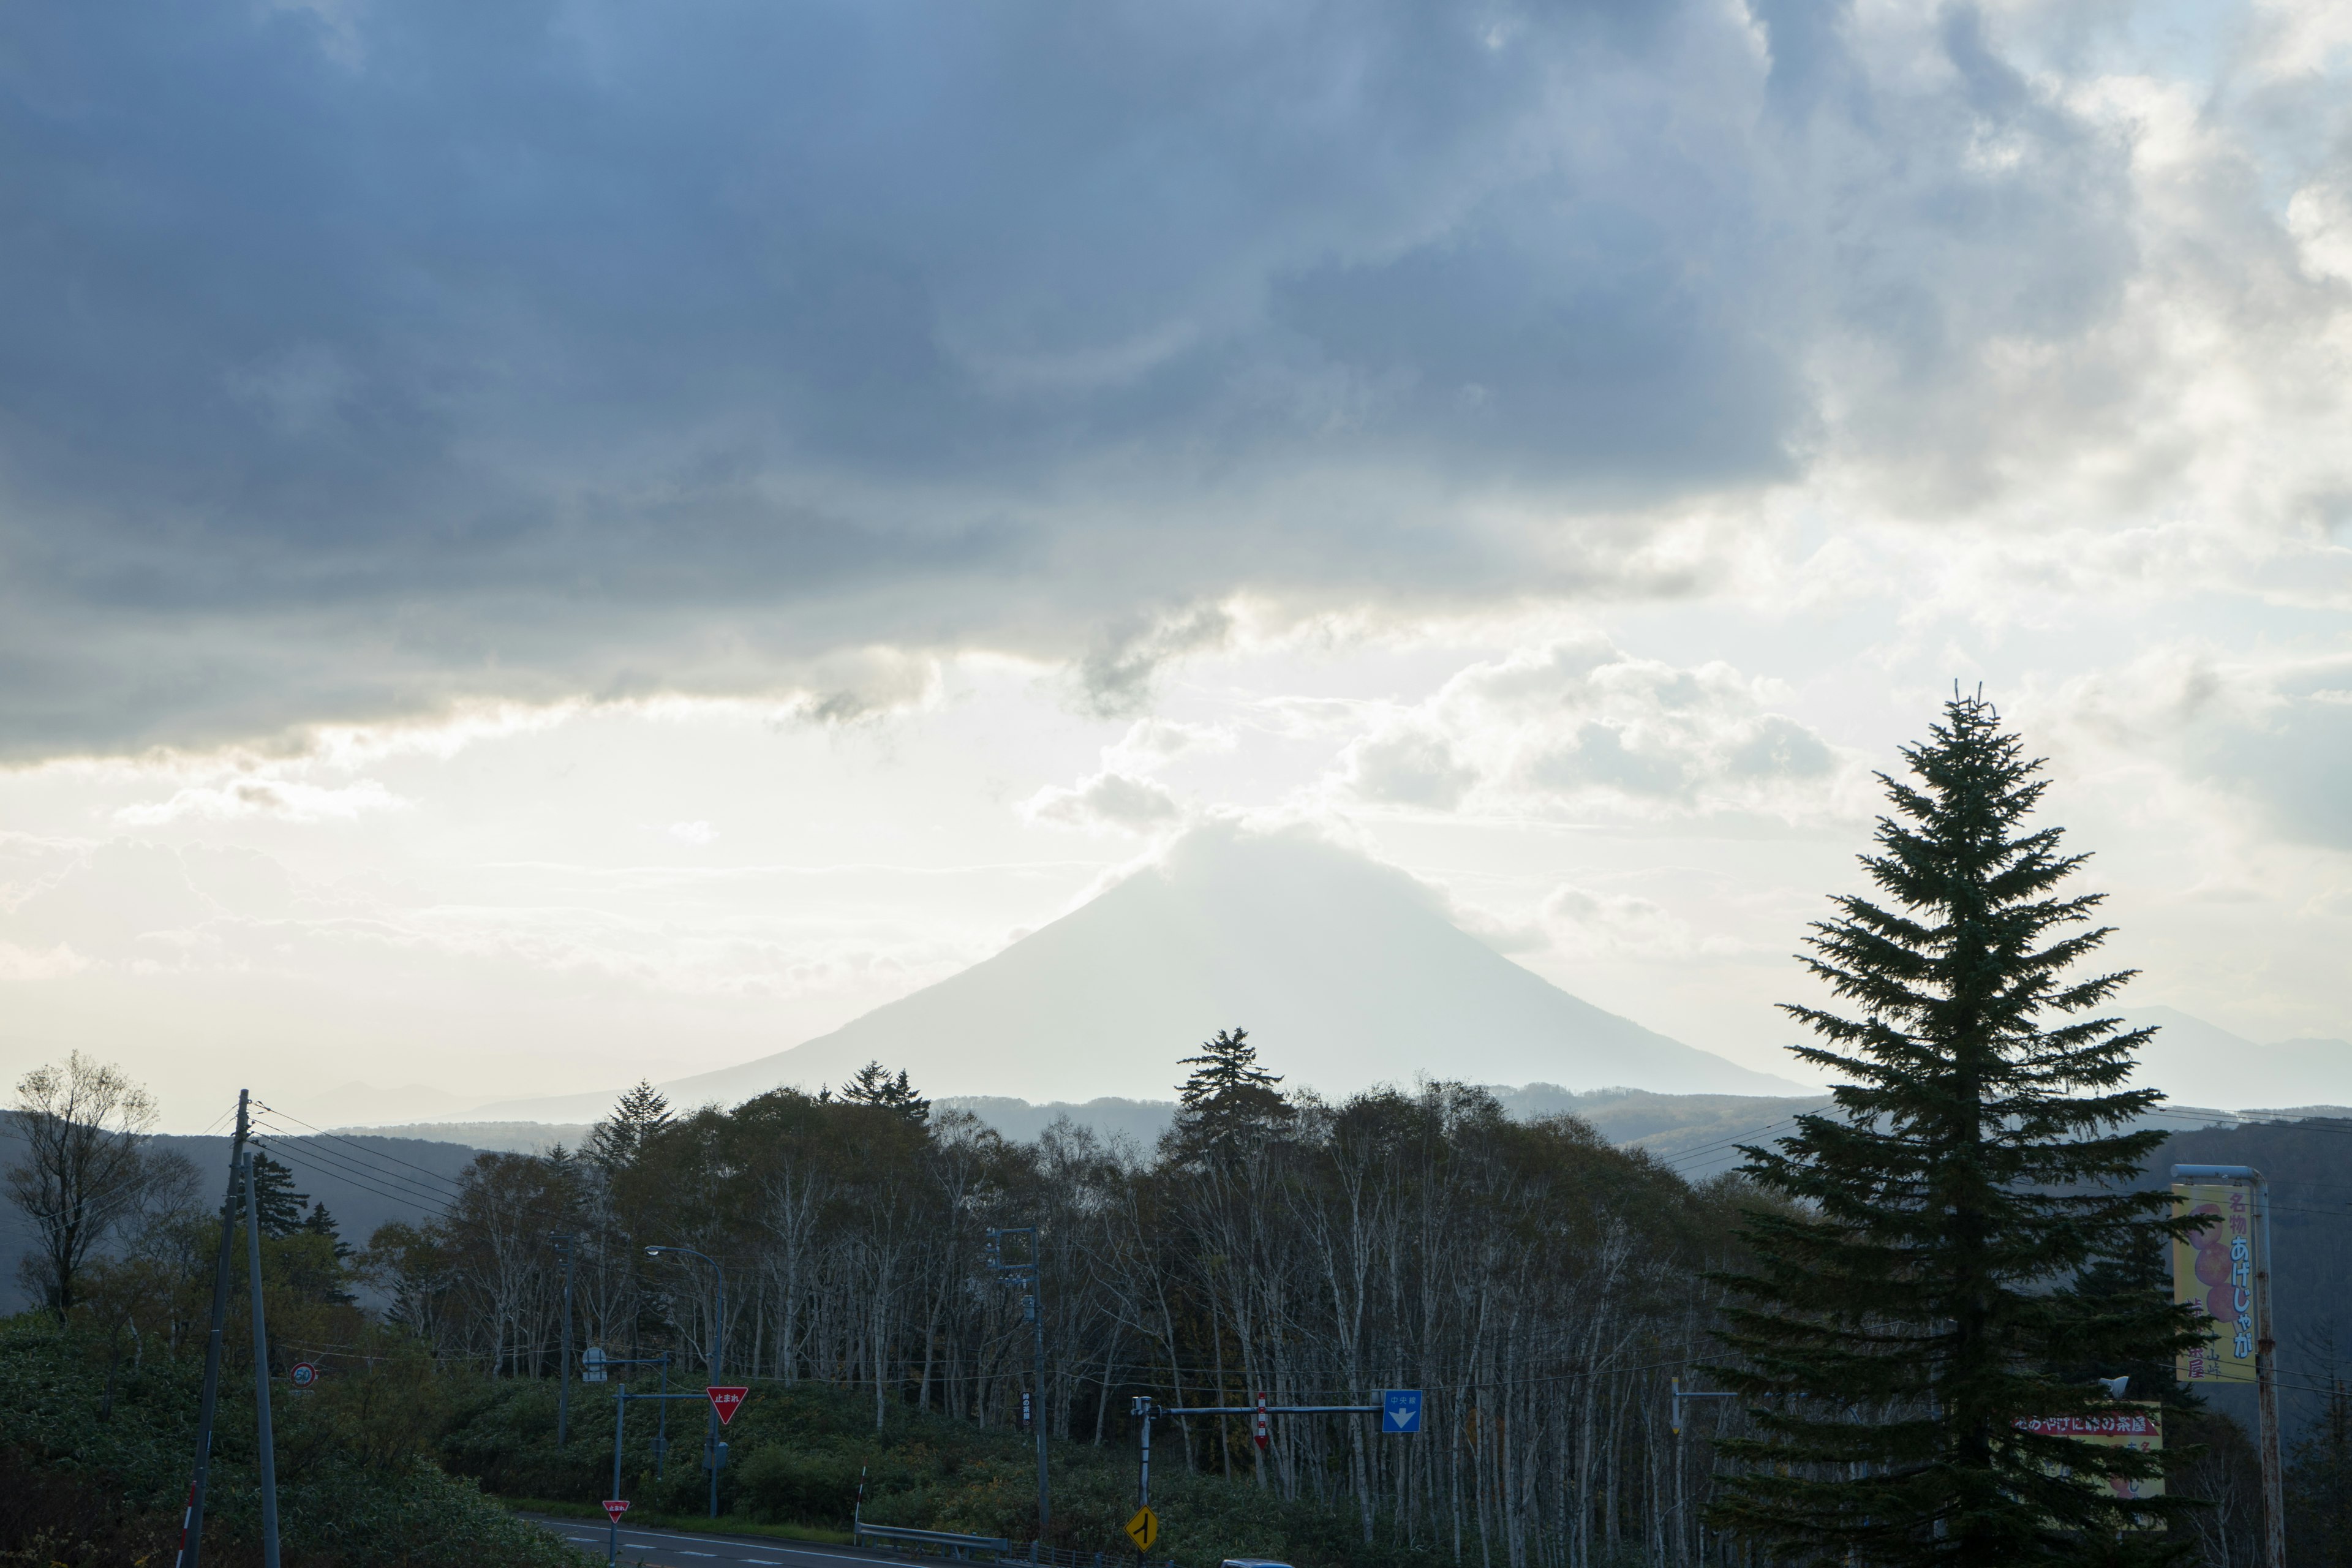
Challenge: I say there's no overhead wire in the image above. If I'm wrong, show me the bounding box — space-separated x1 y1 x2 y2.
246 1130 462 1226
251 1100 473 1193
247 1121 462 1211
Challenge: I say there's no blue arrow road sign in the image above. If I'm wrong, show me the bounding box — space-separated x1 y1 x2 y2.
1382 1390 1423 1434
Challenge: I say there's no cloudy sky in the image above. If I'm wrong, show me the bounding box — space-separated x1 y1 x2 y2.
2 0 2347 1128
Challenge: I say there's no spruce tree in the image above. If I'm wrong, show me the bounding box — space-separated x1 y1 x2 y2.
246 1151 310 1238
1708 692 2201 1564
839 1060 932 1123
1170 1027 1292 1160
587 1079 673 1170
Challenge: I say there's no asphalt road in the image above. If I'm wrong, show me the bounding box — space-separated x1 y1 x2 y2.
518 1512 911 1568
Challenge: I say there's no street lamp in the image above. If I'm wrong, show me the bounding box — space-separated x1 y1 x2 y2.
646 1246 726 1519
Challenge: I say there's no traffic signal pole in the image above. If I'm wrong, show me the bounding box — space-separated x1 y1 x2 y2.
1131 1396 1405 1517
988 1227 1050 1544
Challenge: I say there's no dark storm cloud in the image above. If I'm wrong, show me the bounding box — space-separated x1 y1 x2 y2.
0 0 2144 755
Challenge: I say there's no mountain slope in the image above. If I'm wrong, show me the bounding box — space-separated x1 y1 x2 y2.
472 825 1810 1121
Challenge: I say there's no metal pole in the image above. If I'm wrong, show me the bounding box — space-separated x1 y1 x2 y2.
709 1267 724 1518
647 1246 726 1518
1137 1400 1152 1510
555 1233 575 1447
1031 1284 1049 1542
2256 1177 2285 1568
243 1154 282 1568
608 1389 627 1568
175 1090 249 1568
657 1353 670 1478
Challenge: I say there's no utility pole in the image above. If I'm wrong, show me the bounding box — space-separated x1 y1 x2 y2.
243 1152 282 1568
987 1227 1049 1546
2176 1163 2285 1568
551 1232 577 1447
175 1090 250 1568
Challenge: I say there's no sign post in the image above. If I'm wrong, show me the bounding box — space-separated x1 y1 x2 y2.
2175 1164 2283 1568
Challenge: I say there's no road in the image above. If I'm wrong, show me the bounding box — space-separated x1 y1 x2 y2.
518 1512 911 1568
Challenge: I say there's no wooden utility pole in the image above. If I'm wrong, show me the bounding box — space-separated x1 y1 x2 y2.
175 1090 249 1568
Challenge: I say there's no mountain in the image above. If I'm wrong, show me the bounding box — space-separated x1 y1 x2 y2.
2119 1005 2352 1109
470 824 1813 1121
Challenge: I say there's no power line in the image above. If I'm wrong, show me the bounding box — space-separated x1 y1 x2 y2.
247 1126 462 1225
251 1101 473 1193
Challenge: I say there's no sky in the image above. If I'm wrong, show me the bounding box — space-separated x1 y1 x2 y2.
1 0 2347 1129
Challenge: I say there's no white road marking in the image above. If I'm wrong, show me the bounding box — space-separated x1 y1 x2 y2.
522 1514 887 1566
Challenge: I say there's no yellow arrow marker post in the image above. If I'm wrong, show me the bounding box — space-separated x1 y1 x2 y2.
1124 1506 1159 1553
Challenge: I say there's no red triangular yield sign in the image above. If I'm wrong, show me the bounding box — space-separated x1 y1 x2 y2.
707 1385 749 1425
603 1499 630 1523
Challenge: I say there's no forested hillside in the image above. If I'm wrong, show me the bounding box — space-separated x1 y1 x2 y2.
348 1044 1771 1566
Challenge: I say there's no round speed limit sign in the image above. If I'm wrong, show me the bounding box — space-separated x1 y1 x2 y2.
288 1362 319 1389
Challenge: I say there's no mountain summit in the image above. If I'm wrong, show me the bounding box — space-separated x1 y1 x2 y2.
473 825 1810 1120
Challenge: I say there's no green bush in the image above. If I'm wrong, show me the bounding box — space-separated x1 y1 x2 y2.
0 1315 579 1568
440 1374 1444 1567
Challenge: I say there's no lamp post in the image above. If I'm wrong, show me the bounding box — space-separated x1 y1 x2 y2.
647 1246 726 1518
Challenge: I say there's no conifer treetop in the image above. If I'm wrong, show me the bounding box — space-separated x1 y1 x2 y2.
587 1079 673 1170
1171 1027 1294 1159
839 1060 932 1123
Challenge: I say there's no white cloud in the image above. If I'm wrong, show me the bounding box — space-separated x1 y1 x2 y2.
0 940 89 982
1102 718 1237 774
1332 634 1860 824
1022 771 1184 836
666 821 718 846
115 776 409 826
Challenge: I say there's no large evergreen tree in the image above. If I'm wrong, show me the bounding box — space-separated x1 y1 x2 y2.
1708 692 2201 1564
1170 1027 1292 1160
586 1080 673 1170
839 1060 932 1123
246 1151 311 1238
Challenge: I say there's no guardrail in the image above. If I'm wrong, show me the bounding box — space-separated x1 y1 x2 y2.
854 1521 1014 1560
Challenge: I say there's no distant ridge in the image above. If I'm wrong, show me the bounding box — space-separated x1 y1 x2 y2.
471 824 1811 1122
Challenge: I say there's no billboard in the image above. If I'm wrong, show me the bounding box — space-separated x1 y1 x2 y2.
2173 1182 2258 1384
2016 1408 2165 1526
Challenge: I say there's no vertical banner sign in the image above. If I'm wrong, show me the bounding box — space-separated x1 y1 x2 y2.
2174 1183 2258 1384
1253 1393 1270 1451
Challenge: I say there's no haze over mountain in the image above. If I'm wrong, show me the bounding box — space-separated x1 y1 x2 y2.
467 825 1812 1122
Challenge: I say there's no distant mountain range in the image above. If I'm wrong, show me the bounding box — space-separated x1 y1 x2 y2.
459 824 1812 1123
